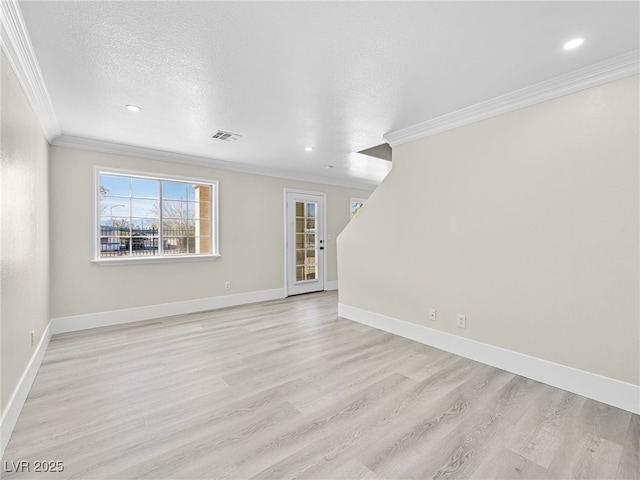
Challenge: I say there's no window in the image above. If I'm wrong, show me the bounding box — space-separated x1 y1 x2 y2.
96 169 218 262
350 197 366 218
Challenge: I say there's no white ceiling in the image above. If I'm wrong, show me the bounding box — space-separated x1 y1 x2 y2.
13 1 640 188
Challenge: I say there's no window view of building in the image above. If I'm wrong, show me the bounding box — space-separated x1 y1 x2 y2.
98 171 216 259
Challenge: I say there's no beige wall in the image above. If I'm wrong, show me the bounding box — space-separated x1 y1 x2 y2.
49 146 370 319
1 52 51 414
338 75 639 385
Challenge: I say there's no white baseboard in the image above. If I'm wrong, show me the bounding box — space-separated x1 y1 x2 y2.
325 280 338 291
1 322 52 457
1 289 285 457
338 303 640 415
51 288 286 334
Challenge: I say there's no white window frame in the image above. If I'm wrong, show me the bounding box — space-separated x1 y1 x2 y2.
93 167 220 265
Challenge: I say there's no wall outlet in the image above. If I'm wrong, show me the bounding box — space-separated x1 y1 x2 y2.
30 331 35 346
224 281 231 290
457 314 466 329
428 309 437 321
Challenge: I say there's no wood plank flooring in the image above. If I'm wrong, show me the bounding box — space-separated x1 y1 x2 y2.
2 292 638 479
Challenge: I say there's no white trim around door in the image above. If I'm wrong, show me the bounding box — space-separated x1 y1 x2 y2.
284 189 327 296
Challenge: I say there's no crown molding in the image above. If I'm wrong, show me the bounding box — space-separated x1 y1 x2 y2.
52 134 378 191
0 0 61 141
384 50 640 147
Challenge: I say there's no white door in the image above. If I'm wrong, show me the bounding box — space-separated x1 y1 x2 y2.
285 190 325 296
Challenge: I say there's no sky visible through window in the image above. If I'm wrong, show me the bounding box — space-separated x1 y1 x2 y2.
98 172 214 258
100 175 200 219
350 200 364 218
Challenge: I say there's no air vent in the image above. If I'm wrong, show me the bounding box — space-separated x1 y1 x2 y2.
211 130 242 141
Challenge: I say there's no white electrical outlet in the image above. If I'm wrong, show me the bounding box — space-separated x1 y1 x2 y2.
30 331 35 346
429 309 437 321
457 314 466 329
224 281 231 290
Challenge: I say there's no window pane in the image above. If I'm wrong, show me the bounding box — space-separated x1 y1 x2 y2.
194 219 210 237
187 202 196 219
194 201 210 219
351 199 364 218
124 233 156 254
130 218 158 231
100 215 128 228
131 198 158 218
187 184 196 201
98 171 216 259
125 218 158 255
132 178 159 199
305 266 316 280
193 185 210 202
306 234 315 248
101 197 130 217
163 200 188 219
194 237 210 254
162 221 188 237
162 181 188 200
163 237 188 254
306 203 316 218
296 202 304 217
99 221 125 256
100 175 130 197
100 216 117 228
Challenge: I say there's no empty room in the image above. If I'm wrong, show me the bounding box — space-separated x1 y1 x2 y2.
1 1 639 479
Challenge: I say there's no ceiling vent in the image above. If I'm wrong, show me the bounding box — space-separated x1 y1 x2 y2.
211 130 242 141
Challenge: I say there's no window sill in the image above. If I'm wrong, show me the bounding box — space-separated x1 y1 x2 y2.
93 254 221 266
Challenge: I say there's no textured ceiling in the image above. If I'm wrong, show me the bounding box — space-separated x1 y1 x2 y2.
17 1 640 188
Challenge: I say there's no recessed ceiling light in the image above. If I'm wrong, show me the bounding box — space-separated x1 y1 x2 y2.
304 146 313 152
563 37 585 50
126 104 141 112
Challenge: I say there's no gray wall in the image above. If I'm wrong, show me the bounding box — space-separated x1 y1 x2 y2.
49 146 370 319
338 75 640 385
1 52 51 414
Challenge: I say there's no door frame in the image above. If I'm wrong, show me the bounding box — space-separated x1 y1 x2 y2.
283 188 327 296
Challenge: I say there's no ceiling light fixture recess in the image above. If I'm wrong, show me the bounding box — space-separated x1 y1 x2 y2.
125 104 141 112
305 146 313 152
563 37 585 50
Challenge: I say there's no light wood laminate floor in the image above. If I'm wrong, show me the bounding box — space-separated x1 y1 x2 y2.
3 292 639 479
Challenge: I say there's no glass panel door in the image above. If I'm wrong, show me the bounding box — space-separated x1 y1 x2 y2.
286 191 325 295
295 201 317 282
